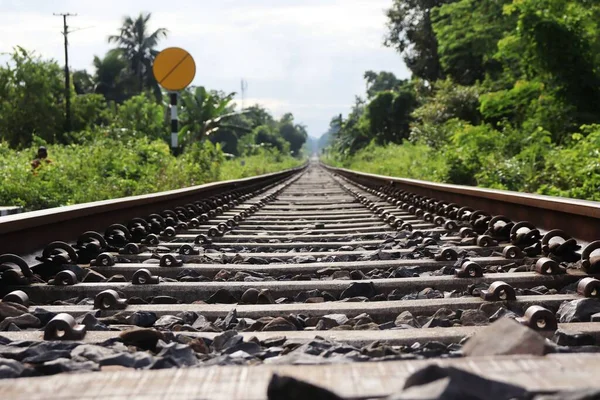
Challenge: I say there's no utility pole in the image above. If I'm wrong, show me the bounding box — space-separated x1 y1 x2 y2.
241 79 248 111
54 13 77 133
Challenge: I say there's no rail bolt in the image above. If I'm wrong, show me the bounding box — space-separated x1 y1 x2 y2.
2 290 29 306
160 226 176 238
217 222 230 234
160 254 183 267
535 257 561 275
460 227 476 239
422 238 437 246
517 305 557 331
433 216 445 226
409 231 424 240
240 211 248 219
39 241 78 265
577 277 600 298
188 218 200 228
455 261 483 278
415 208 424 218
226 219 238 228
400 223 413 232
132 269 160 285
95 252 116 267
541 230 579 257
510 221 541 246
208 227 220 237
104 224 132 247
44 313 86 340
457 207 474 221
446 204 460 219
0 254 33 279
580 240 600 272
444 220 459 231
435 248 458 261
208 210 217 218
195 234 212 245
477 235 497 248
480 281 516 301
94 289 127 310
423 212 434 222
179 244 199 255
199 214 209 222
488 216 513 239
143 234 160 246
407 205 416 214
502 245 523 260
50 270 78 286
215 207 224 215
77 231 107 253
121 243 141 255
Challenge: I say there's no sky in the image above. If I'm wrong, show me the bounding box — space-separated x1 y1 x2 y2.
0 0 410 138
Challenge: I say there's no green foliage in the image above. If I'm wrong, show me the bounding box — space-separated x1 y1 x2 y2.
277 113 308 157
432 0 512 85
323 141 448 182
71 94 110 133
384 0 451 82
93 49 132 103
0 137 302 211
325 0 600 202
112 94 167 140
0 48 65 148
252 125 289 154
364 71 406 98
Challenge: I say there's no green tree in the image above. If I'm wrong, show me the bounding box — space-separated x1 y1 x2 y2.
72 70 95 94
277 113 307 156
93 49 132 103
71 94 110 133
253 125 289 153
363 71 406 98
384 0 455 82
179 86 249 148
432 0 513 85
112 94 167 140
108 12 168 100
502 0 600 125
0 47 64 147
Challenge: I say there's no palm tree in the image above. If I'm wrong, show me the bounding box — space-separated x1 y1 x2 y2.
179 86 251 147
108 12 167 100
93 49 132 103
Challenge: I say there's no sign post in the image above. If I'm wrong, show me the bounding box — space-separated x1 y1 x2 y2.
152 47 196 151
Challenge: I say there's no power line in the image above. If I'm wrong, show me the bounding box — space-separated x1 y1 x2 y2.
53 12 77 133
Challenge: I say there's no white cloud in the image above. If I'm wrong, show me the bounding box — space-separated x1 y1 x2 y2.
0 0 410 136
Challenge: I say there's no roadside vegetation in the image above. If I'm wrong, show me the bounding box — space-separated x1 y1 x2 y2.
0 13 306 211
322 0 600 201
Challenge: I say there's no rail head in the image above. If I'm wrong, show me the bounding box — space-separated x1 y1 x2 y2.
323 163 600 242
0 164 306 256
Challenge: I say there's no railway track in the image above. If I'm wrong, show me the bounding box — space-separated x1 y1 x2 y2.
2 162 600 399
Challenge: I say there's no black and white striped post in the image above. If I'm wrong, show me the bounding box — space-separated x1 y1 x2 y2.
170 92 178 151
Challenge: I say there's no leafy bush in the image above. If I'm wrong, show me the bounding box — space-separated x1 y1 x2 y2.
0 136 302 211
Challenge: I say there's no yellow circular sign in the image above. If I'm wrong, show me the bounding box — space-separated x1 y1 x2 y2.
152 47 196 91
